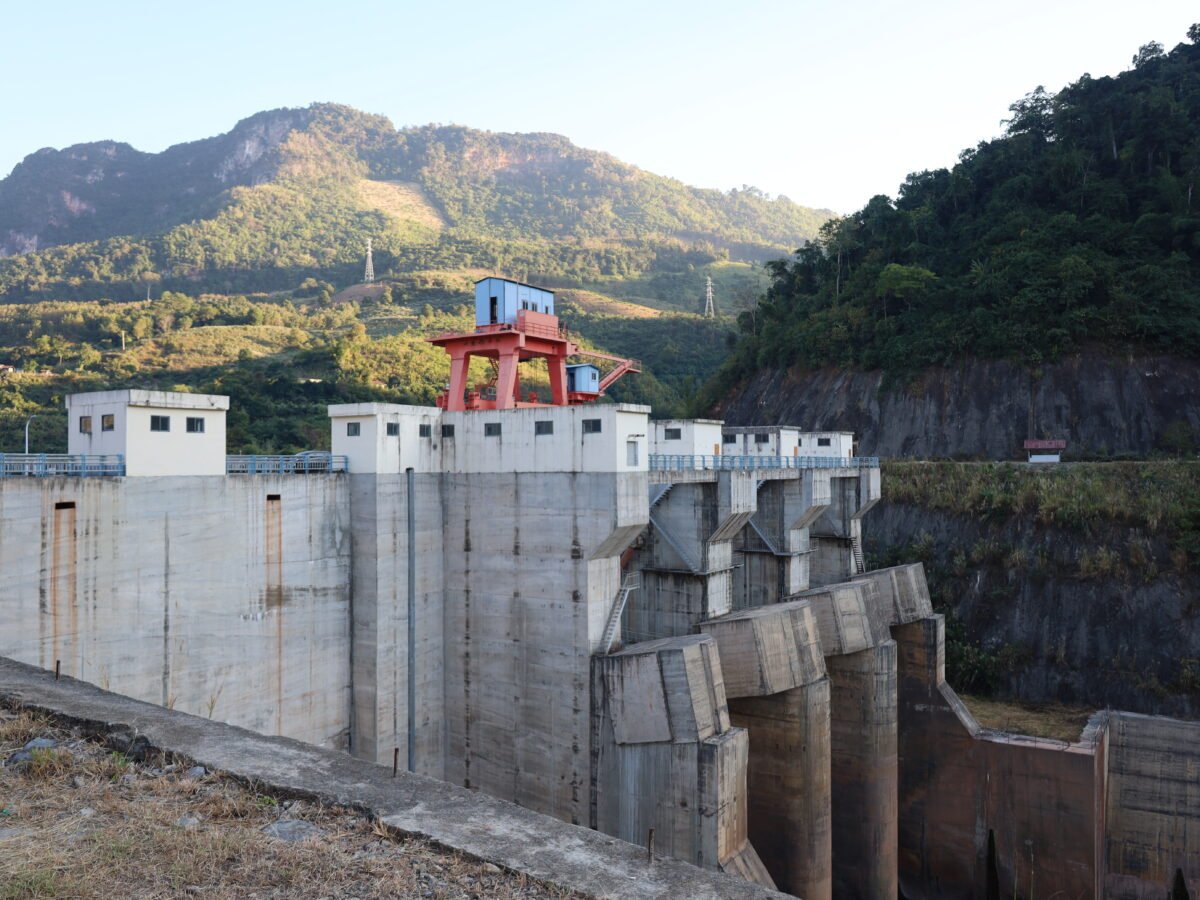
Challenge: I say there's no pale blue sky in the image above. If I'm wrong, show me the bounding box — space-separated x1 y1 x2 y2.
1 0 1196 212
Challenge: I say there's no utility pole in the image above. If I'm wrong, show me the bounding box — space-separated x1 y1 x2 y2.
24 414 37 454
703 275 716 318
363 238 375 285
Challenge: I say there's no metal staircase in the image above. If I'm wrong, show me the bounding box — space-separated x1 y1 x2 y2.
850 534 866 575
649 483 674 508
600 571 641 654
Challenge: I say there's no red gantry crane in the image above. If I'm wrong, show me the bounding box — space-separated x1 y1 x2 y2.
428 278 640 411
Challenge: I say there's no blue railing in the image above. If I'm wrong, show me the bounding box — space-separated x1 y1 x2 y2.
226 453 348 475
0 453 125 478
649 454 879 472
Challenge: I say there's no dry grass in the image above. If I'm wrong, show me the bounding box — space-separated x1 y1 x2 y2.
556 290 661 319
960 694 1095 743
0 707 575 899
356 180 446 233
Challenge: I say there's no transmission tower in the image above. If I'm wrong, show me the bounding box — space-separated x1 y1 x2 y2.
363 238 375 284
703 275 716 318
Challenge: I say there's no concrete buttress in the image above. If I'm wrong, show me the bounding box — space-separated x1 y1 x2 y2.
700 600 833 899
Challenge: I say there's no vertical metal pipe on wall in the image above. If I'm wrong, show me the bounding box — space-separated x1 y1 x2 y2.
406 466 416 773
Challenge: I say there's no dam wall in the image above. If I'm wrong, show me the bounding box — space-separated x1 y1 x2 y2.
0 474 352 749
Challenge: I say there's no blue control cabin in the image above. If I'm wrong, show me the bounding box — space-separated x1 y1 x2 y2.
475 278 555 327
567 364 600 394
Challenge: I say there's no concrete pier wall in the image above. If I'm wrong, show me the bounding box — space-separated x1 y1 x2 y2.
590 635 774 888
1104 712 1200 898
700 601 833 899
443 471 646 825
0 475 351 749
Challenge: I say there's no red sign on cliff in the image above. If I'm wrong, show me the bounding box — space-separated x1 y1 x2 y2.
1023 439 1067 450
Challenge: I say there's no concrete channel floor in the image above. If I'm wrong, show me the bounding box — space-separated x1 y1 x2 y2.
0 657 781 900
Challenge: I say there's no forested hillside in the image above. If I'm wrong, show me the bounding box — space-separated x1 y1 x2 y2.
709 27 1200 396
0 105 829 301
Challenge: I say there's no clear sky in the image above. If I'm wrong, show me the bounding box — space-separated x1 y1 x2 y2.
2 0 1196 212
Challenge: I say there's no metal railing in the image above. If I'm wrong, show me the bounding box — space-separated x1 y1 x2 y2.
649 454 879 472
226 453 348 475
0 453 125 478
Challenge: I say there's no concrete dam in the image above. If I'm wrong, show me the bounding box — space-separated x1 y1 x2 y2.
2 282 1198 898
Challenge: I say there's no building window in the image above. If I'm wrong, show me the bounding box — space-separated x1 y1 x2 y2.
266 494 280 503
535 420 554 436
626 440 639 466
418 424 432 437
387 422 400 437
346 422 361 437
582 419 602 434
79 416 92 435
818 437 831 447
754 433 770 444
797 437 803 446
722 434 736 444
664 427 682 441
441 424 455 438
150 415 170 432
186 417 205 434
484 423 501 437
101 414 114 432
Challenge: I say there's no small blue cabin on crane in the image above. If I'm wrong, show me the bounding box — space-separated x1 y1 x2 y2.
567 364 600 394
475 278 555 327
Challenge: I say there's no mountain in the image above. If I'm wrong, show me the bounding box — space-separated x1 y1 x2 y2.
0 104 831 301
707 27 1200 458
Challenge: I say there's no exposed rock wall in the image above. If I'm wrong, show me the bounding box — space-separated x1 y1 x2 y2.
717 353 1200 459
867 500 1200 717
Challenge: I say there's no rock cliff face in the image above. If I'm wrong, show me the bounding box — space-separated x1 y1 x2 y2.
866 499 1200 717
717 353 1200 459
0 108 310 256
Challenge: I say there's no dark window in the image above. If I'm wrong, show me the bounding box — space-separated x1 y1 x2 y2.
664 427 682 440
797 437 803 446
754 433 770 444
441 424 455 438
418 424 432 438
346 422 361 437
266 494 280 503
722 434 736 444
535 420 554 436
818 437 831 447
386 422 400 437
489 296 498 323
582 419 602 434
484 423 501 437
79 416 92 434
101 414 114 432
55 501 75 510
186 417 205 434
150 415 170 432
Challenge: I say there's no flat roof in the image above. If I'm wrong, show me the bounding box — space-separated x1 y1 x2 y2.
721 425 853 435
474 277 556 294
328 403 441 417
66 389 229 411
655 418 724 426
